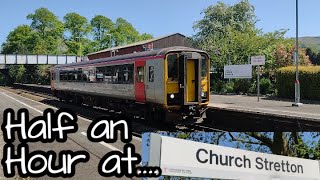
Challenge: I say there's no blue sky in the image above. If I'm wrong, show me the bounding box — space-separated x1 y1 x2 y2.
0 0 319 46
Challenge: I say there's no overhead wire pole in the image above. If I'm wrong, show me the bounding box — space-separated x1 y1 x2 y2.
293 0 302 107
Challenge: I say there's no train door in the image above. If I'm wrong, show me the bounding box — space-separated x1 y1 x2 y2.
179 52 201 104
186 59 197 102
145 61 156 102
135 60 146 102
50 69 55 90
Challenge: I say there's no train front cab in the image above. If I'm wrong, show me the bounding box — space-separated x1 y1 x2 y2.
165 51 210 121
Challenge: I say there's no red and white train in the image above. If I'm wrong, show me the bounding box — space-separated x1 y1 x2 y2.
50 46 210 123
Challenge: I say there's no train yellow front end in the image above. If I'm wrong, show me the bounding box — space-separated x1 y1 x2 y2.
164 51 210 120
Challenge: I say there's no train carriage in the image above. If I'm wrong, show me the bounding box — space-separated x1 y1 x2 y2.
50 46 210 123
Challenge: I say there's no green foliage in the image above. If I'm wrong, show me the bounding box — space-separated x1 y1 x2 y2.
112 18 141 46
63 13 91 56
194 0 313 99
27 8 64 39
1 25 35 54
64 13 91 40
259 77 272 95
234 79 251 94
27 8 64 54
140 33 153 41
276 66 320 100
8 65 26 83
221 81 234 94
0 73 5 85
1 8 152 84
306 47 320 65
91 15 113 50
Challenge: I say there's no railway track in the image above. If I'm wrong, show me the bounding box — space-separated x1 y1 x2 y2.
4 84 226 136
6 84 320 132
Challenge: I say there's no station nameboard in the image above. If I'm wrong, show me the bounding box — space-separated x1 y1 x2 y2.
251 55 266 66
149 134 320 180
224 64 252 79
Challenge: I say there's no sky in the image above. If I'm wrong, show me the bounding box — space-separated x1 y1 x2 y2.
0 0 319 46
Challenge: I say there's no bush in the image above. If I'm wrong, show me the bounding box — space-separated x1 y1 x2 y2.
276 66 320 100
221 81 235 93
234 79 251 94
260 78 272 95
211 79 224 93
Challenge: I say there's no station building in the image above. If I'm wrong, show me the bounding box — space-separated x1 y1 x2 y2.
87 33 192 60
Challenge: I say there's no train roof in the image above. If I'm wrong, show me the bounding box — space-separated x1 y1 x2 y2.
53 46 207 69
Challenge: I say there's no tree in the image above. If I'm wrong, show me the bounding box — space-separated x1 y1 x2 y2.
63 12 91 55
112 18 141 46
91 15 113 50
64 13 91 40
193 0 258 69
317 52 320 65
1 25 35 54
306 47 320 65
27 8 64 54
193 0 256 41
140 33 153 41
275 42 311 68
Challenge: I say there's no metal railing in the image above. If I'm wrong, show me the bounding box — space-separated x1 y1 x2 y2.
0 54 87 65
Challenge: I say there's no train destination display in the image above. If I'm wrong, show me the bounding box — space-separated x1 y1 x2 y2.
149 134 320 180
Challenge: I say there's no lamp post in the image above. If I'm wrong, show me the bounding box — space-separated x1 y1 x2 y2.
293 0 302 107
104 33 112 57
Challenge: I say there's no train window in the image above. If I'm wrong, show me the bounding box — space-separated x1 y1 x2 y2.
117 67 125 83
75 70 82 81
136 66 144 83
59 71 67 81
82 70 89 81
123 67 129 83
126 65 133 84
68 72 75 81
96 71 104 82
104 67 113 83
201 55 208 78
113 68 119 83
167 54 178 81
88 70 95 82
149 66 154 82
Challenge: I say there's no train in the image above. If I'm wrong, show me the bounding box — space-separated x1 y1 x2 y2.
50 46 210 123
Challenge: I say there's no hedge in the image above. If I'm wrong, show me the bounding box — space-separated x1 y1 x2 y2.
276 66 320 100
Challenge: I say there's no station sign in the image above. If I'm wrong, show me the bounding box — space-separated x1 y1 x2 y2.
224 64 252 79
148 134 320 180
251 55 266 66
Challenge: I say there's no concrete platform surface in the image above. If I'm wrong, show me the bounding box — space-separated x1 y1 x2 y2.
209 95 320 122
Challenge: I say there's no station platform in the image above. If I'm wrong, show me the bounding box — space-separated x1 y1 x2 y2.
208 94 320 123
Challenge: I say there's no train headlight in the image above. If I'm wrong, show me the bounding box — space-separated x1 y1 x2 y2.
170 94 175 99
201 91 207 99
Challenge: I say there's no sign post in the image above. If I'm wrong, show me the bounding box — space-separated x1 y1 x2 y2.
257 65 260 102
251 56 265 102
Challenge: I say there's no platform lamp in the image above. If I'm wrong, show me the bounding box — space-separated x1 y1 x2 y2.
293 0 303 107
